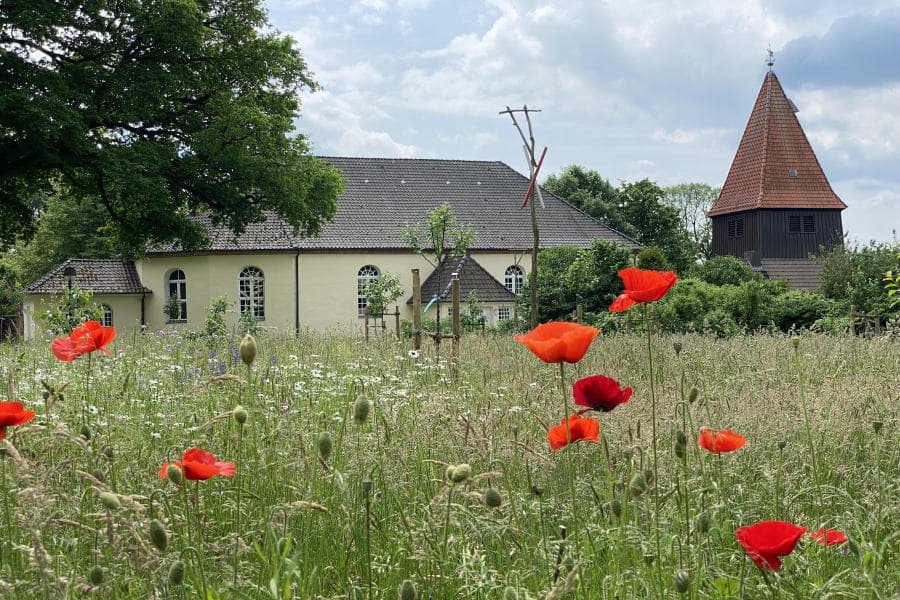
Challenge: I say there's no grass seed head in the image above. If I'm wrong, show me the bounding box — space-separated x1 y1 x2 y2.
240 334 257 366
610 498 622 518
317 431 333 460
149 519 168 552
398 579 418 600
360 479 373 498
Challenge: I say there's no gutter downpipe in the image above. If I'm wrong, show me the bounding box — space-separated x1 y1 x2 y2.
294 250 300 336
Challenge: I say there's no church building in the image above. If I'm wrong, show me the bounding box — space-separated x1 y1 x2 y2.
708 68 846 290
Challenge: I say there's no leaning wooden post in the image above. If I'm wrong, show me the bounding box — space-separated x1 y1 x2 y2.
575 303 583 324
849 304 857 336
412 269 422 351
364 309 370 342
394 305 401 340
873 308 881 335
451 273 461 375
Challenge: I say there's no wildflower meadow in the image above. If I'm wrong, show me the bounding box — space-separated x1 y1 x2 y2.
0 272 897 598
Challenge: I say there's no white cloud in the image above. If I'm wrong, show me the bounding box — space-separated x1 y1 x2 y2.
651 127 731 145
834 178 900 243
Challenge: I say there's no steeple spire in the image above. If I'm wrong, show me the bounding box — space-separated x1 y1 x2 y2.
766 46 775 71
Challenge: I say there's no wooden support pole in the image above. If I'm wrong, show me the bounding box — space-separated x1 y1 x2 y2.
849 304 856 336
575 303 583 324
451 273 461 373
394 305 401 340
412 269 422 350
873 308 881 335
364 309 370 342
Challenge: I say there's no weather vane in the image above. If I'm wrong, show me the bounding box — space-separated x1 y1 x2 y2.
766 45 775 70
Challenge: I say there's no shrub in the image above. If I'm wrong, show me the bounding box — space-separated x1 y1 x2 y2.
654 279 727 333
724 279 785 331
636 246 671 271
688 256 758 287
38 285 102 335
819 241 900 315
204 296 229 339
772 290 835 331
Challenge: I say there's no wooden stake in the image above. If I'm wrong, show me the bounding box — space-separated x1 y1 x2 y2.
451 274 461 375
364 309 370 342
412 269 422 350
394 305 401 340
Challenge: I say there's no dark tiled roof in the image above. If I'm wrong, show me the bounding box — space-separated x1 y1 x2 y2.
709 72 846 217
149 158 639 253
760 258 823 291
407 255 517 304
25 259 151 294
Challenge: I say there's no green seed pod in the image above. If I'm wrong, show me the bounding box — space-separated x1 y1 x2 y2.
277 536 289 556
149 519 168 552
872 421 883 434
42 390 50 400
610 498 622 518
503 587 519 600
89 565 104 585
484 488 502 508
317 431 333 460
102 445 114 459
352 397 371 424
239 334 257 366
847 538 860 557
167 560 185 587
643 468 655 487
450 463 472 483
674 440 686 459
530 484 543 497
92 469 106 483
675 430 687 446
360 479 374 498
695 511 710 535
777 440 787 450
628 473 647 497
232 405 248 425
99 492 121 511
80 424 91 440
688 387 699 404
673 569 691 594
166 464 183 485
398 579 418 600
672 341 683 355
445 465 456 481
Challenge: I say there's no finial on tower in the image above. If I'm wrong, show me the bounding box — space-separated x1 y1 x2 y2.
766 45 775 71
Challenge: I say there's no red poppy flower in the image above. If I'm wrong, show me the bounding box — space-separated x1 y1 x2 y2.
573 375 632 413
547 415 600 450
736 521 807 570
51 321 116 362
0 402 36 440
810 528 848 546
159 448 236 481
698 427 746 454
514 322 599 364
609 267 678 312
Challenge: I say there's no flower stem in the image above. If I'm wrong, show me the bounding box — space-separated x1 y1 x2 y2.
643 304 663 584
232 421 244 587
559 362 578 531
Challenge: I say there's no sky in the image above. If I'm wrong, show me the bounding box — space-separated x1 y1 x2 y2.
265 0 900 244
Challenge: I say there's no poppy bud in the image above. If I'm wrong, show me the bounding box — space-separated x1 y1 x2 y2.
445 465 456 481
92 469 106 483
847 538 860 557
42 391 50 400
610 498 622 518
103 445 114 459
484 488 502 508
398 579 418 600
673 341 683 355
240 334 257 366
778 440 787 450
167 560 185 586
563 554 575 571
99 492 120 511
673 569 691 594
233 406 248 425
277 537 289 556
674 442 686 460
628 473 647 497
352 397 371 424
166 464 183 485
149 519 168 552
530 485 543 497
643 468 655 487
872 421 883 434
80 424 91 440
695 511 710 535
450 463 472 483
360 479 373 498
688 388 699 404
642 553 655 565
317 431 332 460
58 393 64 402
89 565 104 585
503 587 519 600
675 430 687 446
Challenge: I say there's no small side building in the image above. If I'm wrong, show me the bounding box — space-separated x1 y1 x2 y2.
709 69 846 290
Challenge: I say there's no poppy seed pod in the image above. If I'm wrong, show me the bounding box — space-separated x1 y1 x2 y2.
450 463 472 483
673 341 683 355
92 469 106 483
352 397 371 424
778 440 787 450
166 464 183 485
673 569 691 593
99 492 120 510
80 424 91 440
167 560 185 586
103 445 114 459
643 468 655 487
628 473 648 497
149 519 168 552
239 334 257 366
484 487 502 508
89 565 104 585
317 431 332 460
445 465 456 481
398 579 418 600
695 511 710 535
688 387 699 404
610 498 622 518
232 406 248 425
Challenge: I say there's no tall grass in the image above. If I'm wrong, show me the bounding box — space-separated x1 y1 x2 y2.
0 330 896 598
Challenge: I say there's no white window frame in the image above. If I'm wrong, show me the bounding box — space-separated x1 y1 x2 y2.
504 265 525 295
357 265 380 318
100 304 113 327
497 307 511 321
239 266 265 321
167 269 188 322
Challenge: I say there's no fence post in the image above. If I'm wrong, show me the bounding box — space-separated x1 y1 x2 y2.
412 269 422 351
394 305 401 340
575 303 583 324
451 273 461 376
364 309 370 342
849 304 856 336
873 308 881 335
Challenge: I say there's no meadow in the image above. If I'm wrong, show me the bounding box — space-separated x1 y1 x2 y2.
0 327 896 599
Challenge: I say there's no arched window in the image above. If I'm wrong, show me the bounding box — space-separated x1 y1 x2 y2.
357 265 380 317
100 304 113 327
167 269 187 321
504 265 525 295
239 266 265 320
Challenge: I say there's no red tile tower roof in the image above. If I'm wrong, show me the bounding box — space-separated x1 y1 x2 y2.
708 71 846 217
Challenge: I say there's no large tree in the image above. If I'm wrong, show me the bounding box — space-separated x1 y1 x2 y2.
543 165 635 237
0 0 342 251
618 179 697 273
662 183 719 259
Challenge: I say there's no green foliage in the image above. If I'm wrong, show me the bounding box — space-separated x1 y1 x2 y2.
542 165 634 236
819 241 900 314
461 291 486 332
636 246 671 271
618 180 698 273
724 279 785 331
401 204 474 268
662 183 719 259
204 296 229 339
38 284 102 335
0 257 23 315
883 254 900 311
772 290 836 331
164 294 182 322
0 0 343 252
363 272 404 316
688 256 759 287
